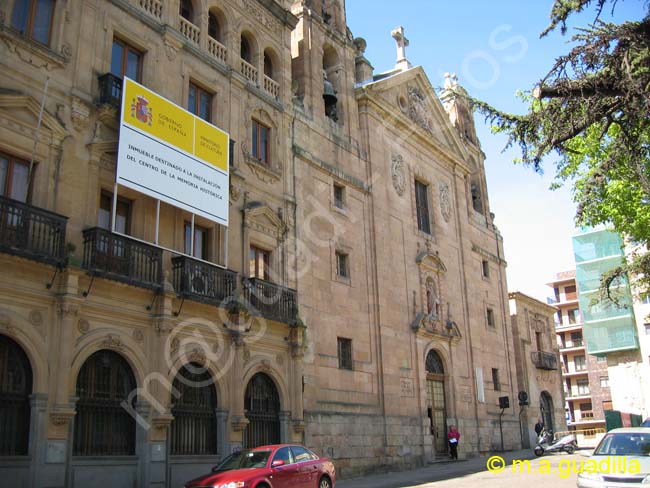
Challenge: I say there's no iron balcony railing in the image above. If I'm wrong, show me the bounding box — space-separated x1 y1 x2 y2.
98 73 123 108
172 256 237 306
0 195 67 267
82 227 163 290
531 351 558 370
242 277 297 324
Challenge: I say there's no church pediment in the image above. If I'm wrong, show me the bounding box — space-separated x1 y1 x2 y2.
244 202 287 240
357 67 470 163
0 93 68 142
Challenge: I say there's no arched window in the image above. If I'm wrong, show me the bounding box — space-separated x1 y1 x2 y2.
11 0 55 45
170 363 218 455
73 350 136 456
263 51 274 79
0 335 32 455
425 350 444 375
208 11 221 41
243 373 280 448
241 35 252 63
322 46 340 122
179 0 193 22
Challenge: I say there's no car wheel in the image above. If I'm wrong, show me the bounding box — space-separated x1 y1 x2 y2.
319 476 332 488
564 444 575 455
534 446 544 457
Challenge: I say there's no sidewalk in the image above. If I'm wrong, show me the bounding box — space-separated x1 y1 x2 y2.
337 449 537 488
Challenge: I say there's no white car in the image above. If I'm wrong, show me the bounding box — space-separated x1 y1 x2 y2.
577 427 650 487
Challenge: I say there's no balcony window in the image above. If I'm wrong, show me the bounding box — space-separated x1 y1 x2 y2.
574 355 586 371
208 12 221 41
188 82 212 122
11 0 55 46
111 38 142 82
565 285 577 301
568 308 580 324
577 379 589 395
249 245 270 281
415 180 431 234
251 120 270 164
600 376 609 387
179 0 193 22
0 154 30 203
241 35 252 63
184 222 208 260
98 192 131 235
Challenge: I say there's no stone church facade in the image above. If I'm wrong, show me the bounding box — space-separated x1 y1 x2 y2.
0 0 521 486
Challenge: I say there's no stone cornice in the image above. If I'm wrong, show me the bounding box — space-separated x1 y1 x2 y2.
292 144 370 194
471 243 507 266
253 0 299 30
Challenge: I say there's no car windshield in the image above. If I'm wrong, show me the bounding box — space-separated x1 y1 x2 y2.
593 433 650 456
213 450 272 472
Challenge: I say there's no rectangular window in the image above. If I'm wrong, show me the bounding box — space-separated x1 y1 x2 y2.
333 183 345 209
600 376 609 388
188 82 212 122
252 120 270 164
574 355 586 371
184 222 209 260
98 192 131 234
249 245 270 280
11 0 55 45
597 355 607 363
111 38 142 81
565 285 577 301
576 379 590 395
481 259 490 278
335 251 349 278
603 400 613 411
487 308 495 328
414 180 431 234
568 308 580 324
491 368 500 391
337 337 352 370
535 332 542 352
645 323 650 335
0 153 30 202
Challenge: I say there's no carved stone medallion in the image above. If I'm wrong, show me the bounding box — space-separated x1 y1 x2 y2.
77 319 90 334
407 86 433 133
391 154 406 196
439 182 452 222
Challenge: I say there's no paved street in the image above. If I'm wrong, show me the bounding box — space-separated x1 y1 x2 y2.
339 450 585 488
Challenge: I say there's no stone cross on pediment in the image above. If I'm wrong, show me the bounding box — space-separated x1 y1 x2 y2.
391 26 412 71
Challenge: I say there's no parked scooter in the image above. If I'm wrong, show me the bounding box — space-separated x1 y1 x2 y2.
534 429 577 456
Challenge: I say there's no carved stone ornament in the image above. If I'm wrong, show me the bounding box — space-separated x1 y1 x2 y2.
292 419 306 433
0 311 13 333
70 96 91 131
100 334 124 351
50 412 75 426
77 319 90 334
243 0 281 34
439 182 452 222
407 85 433 133
276 354 284 367
29 310 43 327
133 329 144 343
243 346 251 363
261 359 271 371
230 184 242 203
57 301 80 318
391 154 406 196
242 142 281 184
0 29 67 71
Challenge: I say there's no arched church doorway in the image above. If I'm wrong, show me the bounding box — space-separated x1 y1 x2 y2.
426 349 447 455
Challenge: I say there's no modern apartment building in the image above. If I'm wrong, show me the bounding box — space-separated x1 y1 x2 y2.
548 271 610 431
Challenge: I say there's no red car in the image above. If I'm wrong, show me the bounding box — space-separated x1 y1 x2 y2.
183 444 336 488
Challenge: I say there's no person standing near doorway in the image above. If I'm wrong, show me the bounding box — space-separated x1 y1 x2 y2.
447 425 460 460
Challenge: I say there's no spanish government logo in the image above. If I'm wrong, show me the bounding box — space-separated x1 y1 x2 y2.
130 95 153 126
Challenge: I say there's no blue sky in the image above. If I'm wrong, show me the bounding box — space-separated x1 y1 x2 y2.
346 0 647 301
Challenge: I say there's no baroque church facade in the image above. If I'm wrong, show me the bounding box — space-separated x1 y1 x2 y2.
0 0 523 486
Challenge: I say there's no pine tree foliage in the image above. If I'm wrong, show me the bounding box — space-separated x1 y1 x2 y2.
466 0 650 303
